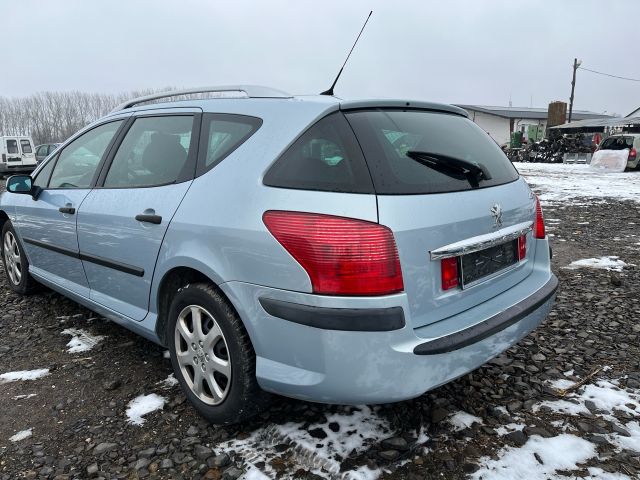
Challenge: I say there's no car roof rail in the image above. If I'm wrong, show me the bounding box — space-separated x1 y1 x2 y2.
111 85 292 112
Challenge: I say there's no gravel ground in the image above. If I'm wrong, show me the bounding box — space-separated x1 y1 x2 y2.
1 168 640 480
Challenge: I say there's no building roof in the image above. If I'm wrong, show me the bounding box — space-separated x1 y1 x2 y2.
457 104 610 121
550 116 640 130
626 106 640 118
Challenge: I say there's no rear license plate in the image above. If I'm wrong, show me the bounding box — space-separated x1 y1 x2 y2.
460 240 518 286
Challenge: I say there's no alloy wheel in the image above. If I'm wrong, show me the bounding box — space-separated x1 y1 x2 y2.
3 231 22 286
174 305 231 405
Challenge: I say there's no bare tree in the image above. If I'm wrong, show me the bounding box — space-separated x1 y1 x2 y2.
0 88 173 145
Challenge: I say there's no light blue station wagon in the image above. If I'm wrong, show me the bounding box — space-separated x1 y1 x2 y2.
0 86 557 424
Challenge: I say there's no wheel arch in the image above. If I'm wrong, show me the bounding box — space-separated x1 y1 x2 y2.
154 266 243 347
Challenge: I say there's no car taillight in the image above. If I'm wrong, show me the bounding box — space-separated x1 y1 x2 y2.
263 211 404 296
534 195 545 239
441 257 459 291
1 154 5 163
518 235 527 260
629 148 637 162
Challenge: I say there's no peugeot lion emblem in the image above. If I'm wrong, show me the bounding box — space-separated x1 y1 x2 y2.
490 203 503 228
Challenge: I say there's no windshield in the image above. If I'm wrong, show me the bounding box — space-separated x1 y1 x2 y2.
344 109 519 194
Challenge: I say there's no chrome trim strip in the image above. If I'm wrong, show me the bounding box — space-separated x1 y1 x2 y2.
430 221 533 260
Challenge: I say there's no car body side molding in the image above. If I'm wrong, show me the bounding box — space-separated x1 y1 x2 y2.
22 237 144 277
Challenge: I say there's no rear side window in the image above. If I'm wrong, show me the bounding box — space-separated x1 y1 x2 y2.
197 113 262 175
263 113 374 193
6 140 18 154
20 140 32 154
600 136 634 150
345 109 519 194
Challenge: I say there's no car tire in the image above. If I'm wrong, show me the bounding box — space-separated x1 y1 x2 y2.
167 282 270 424
1 221 38 295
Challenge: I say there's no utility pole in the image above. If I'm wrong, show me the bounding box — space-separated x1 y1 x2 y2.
568 58 582 123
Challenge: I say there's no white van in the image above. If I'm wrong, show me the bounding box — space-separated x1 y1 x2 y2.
0 136 37 174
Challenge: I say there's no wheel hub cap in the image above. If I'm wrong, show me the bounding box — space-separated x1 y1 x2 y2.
3 231 22 286
174 305 231 405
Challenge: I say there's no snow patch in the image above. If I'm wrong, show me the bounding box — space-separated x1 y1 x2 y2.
517 163 640 205
61 328 104 353
12 393 37 400
495 423 525 436
585 467 632 480
9 428 33 442
0 368 49 384
125 394 166 426
565 256 628 272
472 434 596 480
448 411 483 431
608 421 640 453
157 374 178 389
223 406 390 479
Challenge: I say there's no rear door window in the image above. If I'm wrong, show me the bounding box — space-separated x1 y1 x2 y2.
263 112 374 193
345 109 519 194
104 115 195 188
20 140 33 154
6 140 18 154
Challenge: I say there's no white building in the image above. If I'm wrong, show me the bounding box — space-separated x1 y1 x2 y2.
456 105 608 145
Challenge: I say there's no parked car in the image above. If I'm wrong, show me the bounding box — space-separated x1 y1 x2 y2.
0 136 37 174
0 86 557 424
597 134 640 169
35 143 61 164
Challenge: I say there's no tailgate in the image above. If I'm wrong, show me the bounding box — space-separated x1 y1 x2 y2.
343 107 537 329
378 178 536 328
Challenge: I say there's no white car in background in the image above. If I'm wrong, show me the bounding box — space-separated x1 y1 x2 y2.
0 136 37 174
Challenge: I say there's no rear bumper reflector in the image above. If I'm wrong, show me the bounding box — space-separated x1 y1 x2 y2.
413 274 558 355
259 297 405 331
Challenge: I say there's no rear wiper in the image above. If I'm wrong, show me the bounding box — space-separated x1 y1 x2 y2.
406 151 492 188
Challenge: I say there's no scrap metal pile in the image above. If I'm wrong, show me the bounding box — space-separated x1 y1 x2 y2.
508 132 593 163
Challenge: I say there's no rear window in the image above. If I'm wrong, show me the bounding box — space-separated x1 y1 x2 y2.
263 113 374 193
6 140 18 154
20 140 32 153
600 136 634 150
344 109 520 194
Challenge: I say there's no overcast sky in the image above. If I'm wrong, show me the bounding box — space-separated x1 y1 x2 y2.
3 0 639 116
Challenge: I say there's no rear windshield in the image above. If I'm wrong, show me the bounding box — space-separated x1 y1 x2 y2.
345 109 520 194
600 136 634 150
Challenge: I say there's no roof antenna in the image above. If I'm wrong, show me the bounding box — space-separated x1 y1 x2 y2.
320 11 373 96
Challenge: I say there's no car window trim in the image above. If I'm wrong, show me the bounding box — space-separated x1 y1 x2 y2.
196 113 263 177
95 112 202 190
42 119 129 191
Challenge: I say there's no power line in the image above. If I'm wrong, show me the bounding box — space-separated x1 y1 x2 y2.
578 66 640 83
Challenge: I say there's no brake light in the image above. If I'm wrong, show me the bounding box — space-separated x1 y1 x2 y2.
629 148 637 162
441 257 459 290
518 235 527 260
534 195 545 239
263 211 403 296
1 154 5 163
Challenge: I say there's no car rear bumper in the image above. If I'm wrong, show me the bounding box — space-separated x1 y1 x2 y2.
0 163 37 173
220 242 557 404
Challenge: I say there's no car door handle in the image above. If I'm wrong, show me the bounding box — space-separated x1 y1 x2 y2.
59 206 75 215
135 214 162 224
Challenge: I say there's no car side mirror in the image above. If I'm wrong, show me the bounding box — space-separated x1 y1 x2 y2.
6 175 39 199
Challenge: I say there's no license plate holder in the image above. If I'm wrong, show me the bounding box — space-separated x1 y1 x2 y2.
460 239 518 287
